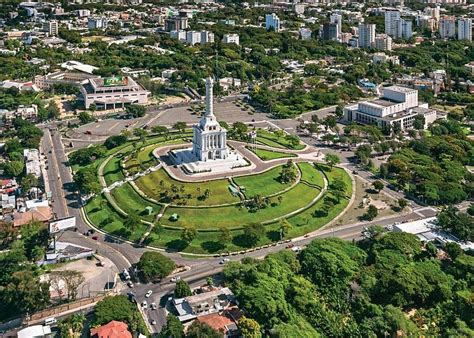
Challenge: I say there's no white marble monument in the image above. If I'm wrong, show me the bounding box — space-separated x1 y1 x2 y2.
169 77 247 174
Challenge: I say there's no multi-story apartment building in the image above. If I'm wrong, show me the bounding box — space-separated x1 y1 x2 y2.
265 13 281 32
358 23 376 48
439 16 456 38
458 18 472 41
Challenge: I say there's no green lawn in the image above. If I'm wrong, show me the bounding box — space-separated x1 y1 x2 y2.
135 168 239 206
110 183 161 222
298 162 325 189
85 194 148 242
286 165 352 233
257 129 305 150
103 154 126 186
161 183 320 229
233 165 292 197
248 147 296 161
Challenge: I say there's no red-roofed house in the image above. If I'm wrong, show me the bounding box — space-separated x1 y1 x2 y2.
90 320 132 338
197 311 239 338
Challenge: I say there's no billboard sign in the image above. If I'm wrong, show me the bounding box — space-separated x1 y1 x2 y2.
103 76 128 86
49 216 76 234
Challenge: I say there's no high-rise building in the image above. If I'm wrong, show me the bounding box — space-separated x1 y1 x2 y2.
397 19 412 39
200 31 214 44
358 23 376 48
375 34 393 51
458 18 472 41
44 20 59 36
165 16 188 32
321 23 339 41
385 9 400 36
439 16 456 38
330 13 342 40
265 13 281 32
88 17 107 30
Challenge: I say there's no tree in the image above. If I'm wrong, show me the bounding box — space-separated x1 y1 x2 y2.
3 160 24 177
20 173 38 194
57 314 85 338
104 135 127 150
279 219 292 239
363 205 378 221
238 317 262 338
181 226 197 243
243 223 266 246
324 153 340 169
218 227 232 248
137 251 176 282
133 128 148 144
173 121 187 133
124 214 141 233
437 206 473 241
186 321 221 338
444 242 463 260
335 105 344 119
372 180 384 193
285 134 300 148
93 295 147 334
174 279 192 298
126 104 146 118
278 160 297 183
398 198 408 210
50 270 85 302
413 115 425 130
151 125 168 136
78 111 94 124
329 177 347 203
159 315 184 338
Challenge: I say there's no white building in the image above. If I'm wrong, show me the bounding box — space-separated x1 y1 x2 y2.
439 16 456 38
343 86 439 131
385 9 400 36
265 13 281 32
299 28 312 40
43 20 58 36
24 149 42 178
375 33 392 50
222 33 240 45
192 77 229 162
201 31 214 44
88 17 107 30
397 19 413 39
186 31 201 45
358 23 376 48
458 18 472 41
80 76 150 110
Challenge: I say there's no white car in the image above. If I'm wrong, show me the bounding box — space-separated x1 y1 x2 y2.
142 301 147 309
151 302 157 310
291 246 302 252
170 276 181 282
219 258 230 264
145 290 152 298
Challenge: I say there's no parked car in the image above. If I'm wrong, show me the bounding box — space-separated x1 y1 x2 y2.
91 236 98 240
219 258 230 264
170 276 181 282
127 281 134 288
151 302 157 310
150 319 156 325
142 301 147 309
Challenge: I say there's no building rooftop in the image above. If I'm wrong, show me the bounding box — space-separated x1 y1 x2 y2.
364 98 400 108
384 85 416 93
90 320 132 338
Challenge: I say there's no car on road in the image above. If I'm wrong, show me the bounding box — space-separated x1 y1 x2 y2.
151 302 157 310
91 236 98 240
127 281 134 288
286 243 294 249
170 276 181 282
150 319 156 325
145 290 153 298
142 301 147 309
291 246 302 252
219 258 230 264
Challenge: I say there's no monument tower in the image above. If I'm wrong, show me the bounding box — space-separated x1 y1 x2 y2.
192 77 229 162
